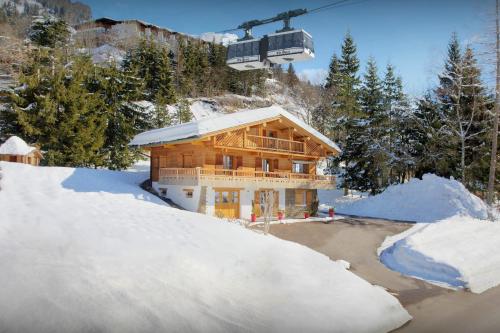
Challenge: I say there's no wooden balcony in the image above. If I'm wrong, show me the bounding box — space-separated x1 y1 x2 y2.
158 167 336 189
214 130 323 157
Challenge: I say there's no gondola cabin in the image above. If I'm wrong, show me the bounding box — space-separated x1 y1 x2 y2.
226 38 269 71
266 29 314 64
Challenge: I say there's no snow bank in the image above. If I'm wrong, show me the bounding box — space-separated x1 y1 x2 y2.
0 136 36 155
0 162 410 332
379 216 500 293
335 174 489 222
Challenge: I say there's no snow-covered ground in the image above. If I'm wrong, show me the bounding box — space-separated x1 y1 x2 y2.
321 174 489 222
0 162 410 332
379 216 500 293
319 174 500 294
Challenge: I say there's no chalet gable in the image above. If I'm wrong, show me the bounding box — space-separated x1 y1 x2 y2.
130 106 341 154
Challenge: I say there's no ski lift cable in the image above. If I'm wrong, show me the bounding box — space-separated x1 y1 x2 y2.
216 0 370 34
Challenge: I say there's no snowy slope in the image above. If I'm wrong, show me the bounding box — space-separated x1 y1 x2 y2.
0 162 410 333
379 216 500 293
330 174 489 222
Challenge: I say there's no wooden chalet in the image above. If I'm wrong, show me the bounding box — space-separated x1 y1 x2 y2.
130 106 341 219
0 136 42 166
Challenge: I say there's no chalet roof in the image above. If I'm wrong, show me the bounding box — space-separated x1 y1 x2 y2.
0 136 37 156
130 105 341 153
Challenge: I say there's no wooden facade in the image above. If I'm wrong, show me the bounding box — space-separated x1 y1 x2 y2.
0 152 41 166
143 114 338 219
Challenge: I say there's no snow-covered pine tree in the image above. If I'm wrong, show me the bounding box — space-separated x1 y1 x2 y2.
382 63 411 184
334 31 362 194
351 57 385 194
28 16 70 48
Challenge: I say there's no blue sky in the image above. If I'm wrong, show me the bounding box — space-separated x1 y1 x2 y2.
84 0 492 96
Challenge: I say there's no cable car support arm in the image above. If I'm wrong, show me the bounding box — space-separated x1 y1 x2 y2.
237 8 307 40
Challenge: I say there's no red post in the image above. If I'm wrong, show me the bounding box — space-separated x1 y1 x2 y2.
329 207 335 218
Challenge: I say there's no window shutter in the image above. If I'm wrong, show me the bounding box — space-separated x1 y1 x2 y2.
216 153 223 166
236 156 243 169
262 129 266 137
255 157 262 171
273 159 279 171
306 190 313 205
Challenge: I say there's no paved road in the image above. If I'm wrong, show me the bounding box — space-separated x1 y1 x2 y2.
260 219 500 333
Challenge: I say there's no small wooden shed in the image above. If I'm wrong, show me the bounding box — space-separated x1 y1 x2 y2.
0 136 42 166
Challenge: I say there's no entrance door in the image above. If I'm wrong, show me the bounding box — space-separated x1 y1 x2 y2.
214 189 240 218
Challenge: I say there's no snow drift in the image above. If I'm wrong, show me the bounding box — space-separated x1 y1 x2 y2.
379 216 500 293
0 162 410 333
333 174 489 222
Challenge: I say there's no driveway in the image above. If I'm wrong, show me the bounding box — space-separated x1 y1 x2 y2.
257 218 500 333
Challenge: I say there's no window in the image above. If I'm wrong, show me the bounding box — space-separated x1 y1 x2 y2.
232 191 239 203
292 163 305 174
262 159 270 172
223 155 233 170
222 191 229 203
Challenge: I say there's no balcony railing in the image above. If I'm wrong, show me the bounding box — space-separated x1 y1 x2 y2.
214 131 324 156
158 167 335 188
245 135 305 154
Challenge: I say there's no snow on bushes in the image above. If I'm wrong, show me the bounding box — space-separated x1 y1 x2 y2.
333 174 489 222
379 216 500 293
0 162 410 332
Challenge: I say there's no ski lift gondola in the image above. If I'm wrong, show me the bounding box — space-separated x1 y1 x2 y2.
225 9 313 71
266 29 314 64
226 38 270 71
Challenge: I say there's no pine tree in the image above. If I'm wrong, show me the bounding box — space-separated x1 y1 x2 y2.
91 63 149 170
122 38 176 123
324 53 341 90
177 99 192 124
29 17 70 48
382 63 405 184
333 31 362 194
286 63 299 88
412 91 446 178
11 49 106 166
348 58 385 193
436 36 490 185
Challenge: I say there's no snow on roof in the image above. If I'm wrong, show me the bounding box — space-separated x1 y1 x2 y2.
0 136 37 156
130 105 341 152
